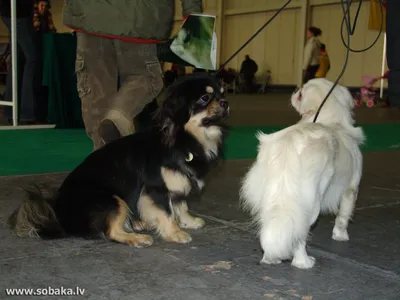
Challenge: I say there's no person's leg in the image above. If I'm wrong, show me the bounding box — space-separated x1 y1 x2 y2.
386 0 400 107
75 32 118 150
311 65 319 80
34 32 48 123
1 17 26 121
243 74 252 92
106 41 164 134
11 18 40 122
3 41 24 121
303 65 319 84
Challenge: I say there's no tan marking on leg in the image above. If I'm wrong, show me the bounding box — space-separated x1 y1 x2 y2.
106 196 153 247
172 201 205 230
138 192 192 244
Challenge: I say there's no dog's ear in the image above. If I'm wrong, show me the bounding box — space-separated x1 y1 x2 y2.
157 91 190 124
154 88 191 147
160 117 177 148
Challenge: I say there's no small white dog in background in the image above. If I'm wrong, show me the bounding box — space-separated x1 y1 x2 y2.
240 78 365 269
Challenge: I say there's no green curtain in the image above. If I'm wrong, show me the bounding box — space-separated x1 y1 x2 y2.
42 33 84 128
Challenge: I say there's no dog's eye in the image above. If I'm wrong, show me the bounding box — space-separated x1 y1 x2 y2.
294 87 302 101
199 94 211 104
297 91 302 101
201 95 210 101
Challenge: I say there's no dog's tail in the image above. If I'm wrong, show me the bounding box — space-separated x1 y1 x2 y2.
258 202 309 261
8 186 65 239
244 131 310 260
350 126 366 146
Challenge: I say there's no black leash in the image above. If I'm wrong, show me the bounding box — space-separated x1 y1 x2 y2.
312 0 383 123
211 0 383 123
216 0 294 74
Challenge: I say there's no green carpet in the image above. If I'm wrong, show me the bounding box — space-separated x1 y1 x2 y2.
0 124 399 176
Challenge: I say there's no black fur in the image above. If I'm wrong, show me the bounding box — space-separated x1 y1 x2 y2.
9 73 229 241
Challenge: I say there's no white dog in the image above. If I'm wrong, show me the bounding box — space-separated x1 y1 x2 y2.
240 78 365 269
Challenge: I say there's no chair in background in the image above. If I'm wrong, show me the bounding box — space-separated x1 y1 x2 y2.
220 68 237 94
258 70 272 93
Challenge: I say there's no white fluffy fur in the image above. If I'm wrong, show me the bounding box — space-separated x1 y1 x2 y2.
240 78 365 269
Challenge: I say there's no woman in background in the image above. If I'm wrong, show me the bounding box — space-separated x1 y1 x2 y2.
303 26 322 83
33 0 57 33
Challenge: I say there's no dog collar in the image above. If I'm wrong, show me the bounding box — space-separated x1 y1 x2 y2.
301 110 314 117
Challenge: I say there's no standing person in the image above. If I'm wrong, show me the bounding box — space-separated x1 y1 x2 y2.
0 0 42 124
303 26 322 84
240 55 258 93
63 0 203 150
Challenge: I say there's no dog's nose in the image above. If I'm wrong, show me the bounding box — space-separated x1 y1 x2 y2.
219 99 229 108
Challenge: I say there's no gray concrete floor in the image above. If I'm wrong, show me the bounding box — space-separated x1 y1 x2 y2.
1 93 400 299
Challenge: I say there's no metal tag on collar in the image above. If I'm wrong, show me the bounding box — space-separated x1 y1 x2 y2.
186 152 194 162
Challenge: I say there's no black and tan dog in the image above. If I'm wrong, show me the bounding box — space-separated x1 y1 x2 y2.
9 73 229 247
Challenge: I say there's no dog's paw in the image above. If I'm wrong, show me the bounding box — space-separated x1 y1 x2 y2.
166 230 193 244
291 256 315 269
260 256 282 265
179 217 205 230
127 234 153 248
332 227 349 241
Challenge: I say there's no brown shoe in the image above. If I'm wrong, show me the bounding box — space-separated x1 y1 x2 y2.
98 119 123 145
